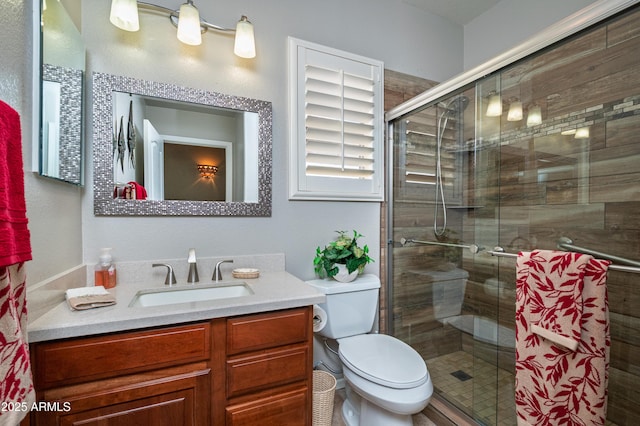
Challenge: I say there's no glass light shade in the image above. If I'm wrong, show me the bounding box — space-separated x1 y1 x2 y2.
486 94 502 117
110 0 140 32
526 105 542 127
177 2 202 46
574 127 590 139
507 101 523 121
234 16 256 58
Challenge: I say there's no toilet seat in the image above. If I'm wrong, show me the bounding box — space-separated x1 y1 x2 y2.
338 334 428 389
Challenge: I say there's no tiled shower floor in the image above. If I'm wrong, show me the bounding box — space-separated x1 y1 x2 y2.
426 351 517 426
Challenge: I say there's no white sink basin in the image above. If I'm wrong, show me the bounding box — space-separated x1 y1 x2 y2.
129 282 253 307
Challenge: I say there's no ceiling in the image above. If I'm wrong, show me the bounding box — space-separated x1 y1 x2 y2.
402 0 501 25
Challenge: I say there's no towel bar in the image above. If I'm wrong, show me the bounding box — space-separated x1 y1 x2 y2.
488 245 640 274
556 237 640 267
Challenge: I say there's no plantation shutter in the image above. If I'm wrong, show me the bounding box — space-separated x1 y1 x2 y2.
288 37 384 201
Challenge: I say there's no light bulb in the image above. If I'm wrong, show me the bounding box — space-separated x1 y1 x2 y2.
110 0 139 32
526 105 542 127
486 94 502 117
574 127 590 139
234 16 256 58
507 101 523 121
177 2 202 46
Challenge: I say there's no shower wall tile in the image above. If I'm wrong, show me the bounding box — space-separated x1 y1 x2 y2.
607 10 640 47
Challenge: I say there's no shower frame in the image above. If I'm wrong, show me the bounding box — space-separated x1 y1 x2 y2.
385 0 640 423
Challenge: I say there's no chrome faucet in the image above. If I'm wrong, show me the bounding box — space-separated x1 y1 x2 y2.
213 259 234 282
152 263 177 286
187 248 199 283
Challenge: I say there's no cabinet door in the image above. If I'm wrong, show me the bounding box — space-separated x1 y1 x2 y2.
33 367 210 426
226 387 308 426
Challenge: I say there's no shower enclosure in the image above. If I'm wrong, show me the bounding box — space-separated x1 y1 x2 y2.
386 2 640 425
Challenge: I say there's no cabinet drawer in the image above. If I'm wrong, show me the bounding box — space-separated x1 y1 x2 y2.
227 345 308 398
226 387 308 426
36 366 211 426
227 307 310 355
33 322 210 389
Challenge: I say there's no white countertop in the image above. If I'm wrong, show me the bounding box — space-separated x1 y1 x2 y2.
28 270 325 343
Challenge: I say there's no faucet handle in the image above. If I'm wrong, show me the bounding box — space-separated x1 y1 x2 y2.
152 263 177 286
213 259 234 282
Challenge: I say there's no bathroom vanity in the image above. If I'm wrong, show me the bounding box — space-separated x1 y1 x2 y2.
30 307 312 425
26 261 324 426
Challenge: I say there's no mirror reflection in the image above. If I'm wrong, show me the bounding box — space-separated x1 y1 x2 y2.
40 0 85 185
93 72 273 216
111 93 259 203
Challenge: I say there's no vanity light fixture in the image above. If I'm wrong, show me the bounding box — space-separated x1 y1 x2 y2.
507 99 523 121
109 0 256 57
197 164 218 179
526 104 542 127
486 92 502 117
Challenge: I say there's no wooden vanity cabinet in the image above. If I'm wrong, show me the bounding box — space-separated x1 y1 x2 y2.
29 306 313 426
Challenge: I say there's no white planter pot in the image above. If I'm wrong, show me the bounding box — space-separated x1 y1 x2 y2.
333 264 358 283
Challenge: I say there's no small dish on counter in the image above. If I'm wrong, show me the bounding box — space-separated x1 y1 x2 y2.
232 268 260 279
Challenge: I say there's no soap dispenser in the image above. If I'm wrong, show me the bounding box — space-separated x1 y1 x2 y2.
95 248 117 289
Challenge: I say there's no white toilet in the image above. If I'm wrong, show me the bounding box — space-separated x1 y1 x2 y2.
307 275 433 426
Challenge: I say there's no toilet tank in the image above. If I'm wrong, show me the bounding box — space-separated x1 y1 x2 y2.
306 274 381 339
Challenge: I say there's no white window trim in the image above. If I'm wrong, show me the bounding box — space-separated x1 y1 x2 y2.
288 37 384 201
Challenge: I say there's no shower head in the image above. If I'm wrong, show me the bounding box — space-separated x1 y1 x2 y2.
441 95 470 116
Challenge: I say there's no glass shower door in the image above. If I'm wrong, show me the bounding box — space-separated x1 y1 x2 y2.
388 85 510 425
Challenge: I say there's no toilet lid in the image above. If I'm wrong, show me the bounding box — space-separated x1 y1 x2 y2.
338 334 428 389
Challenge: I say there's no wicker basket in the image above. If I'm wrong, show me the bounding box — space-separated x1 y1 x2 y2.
312 370 337 426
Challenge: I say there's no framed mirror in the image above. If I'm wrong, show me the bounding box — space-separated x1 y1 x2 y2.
39 0 85 185
92 72 272 216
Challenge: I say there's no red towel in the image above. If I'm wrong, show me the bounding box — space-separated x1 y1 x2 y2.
127 181 147 200
0 101 35 424
0 100 32 267
515 250 610 426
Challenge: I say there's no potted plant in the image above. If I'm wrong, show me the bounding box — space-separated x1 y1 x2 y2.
313 230 374 282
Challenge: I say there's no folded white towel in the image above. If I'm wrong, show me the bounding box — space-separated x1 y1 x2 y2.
65 286 116 310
